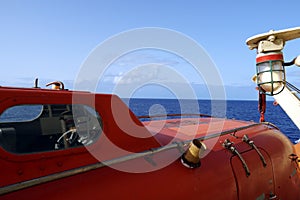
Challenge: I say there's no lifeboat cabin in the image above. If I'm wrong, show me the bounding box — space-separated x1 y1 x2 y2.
0 85 299 200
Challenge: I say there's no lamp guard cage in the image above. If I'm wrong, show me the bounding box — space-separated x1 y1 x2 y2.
256 59 286 96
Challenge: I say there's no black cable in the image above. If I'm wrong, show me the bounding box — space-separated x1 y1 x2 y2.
283 57 296 66
286 81 300 94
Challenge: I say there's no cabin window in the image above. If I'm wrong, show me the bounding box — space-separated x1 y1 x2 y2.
0 105 43 122
0 104 102 153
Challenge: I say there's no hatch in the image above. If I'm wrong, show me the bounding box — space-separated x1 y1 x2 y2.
223 137 275 199
231 148 275 199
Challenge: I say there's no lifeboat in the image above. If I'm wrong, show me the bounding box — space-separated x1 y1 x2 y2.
1 27 300 199
0 84 299 199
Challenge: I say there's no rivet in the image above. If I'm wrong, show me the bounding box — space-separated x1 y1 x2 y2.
57 161 63 167
17 169 23 175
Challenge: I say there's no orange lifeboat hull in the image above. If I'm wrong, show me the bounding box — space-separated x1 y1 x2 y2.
0 87 299 199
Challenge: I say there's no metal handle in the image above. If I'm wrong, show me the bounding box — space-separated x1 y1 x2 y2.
223 139 251 177
242 135 267 167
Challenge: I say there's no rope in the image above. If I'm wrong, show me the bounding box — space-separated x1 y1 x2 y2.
258 91 266 122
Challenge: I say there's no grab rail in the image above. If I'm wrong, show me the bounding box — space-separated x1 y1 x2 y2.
0 122 272 195
138 113 212 119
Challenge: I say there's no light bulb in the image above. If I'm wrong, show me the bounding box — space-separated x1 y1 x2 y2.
257 61 284 93
259 71 282 92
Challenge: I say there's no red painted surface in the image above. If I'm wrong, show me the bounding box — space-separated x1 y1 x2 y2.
0 86 299 199
256 53 283 63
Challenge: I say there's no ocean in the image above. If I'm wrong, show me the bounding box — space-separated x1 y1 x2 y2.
1 99 299 144
126 99 300 143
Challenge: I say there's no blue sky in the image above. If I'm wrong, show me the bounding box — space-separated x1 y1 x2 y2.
1 0 300 100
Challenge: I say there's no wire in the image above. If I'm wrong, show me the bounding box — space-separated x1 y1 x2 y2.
283 58 296 66
286 81 300 94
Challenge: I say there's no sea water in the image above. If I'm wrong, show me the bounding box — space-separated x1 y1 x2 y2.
127 99 300 143
0 99 299 143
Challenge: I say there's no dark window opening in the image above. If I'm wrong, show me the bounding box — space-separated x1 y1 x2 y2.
0 104 102 154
